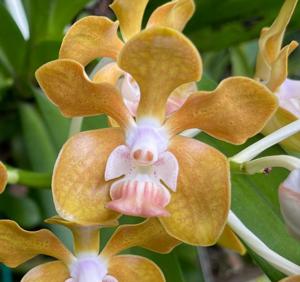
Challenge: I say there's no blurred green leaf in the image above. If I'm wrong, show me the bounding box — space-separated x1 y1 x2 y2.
0 3 26 74
34 88 70 151
0 192 41 228
19 102 56 172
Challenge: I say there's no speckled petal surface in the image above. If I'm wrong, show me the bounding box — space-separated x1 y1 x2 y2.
0 220 73 267
0 162 7 194
59 16 123 66
52 128 124 225
255 0 298 81
159 136 230 245
108 255 165 282
21 261 70 282
110 0 149 41
217 225 246 255
165 77 278 144
101 218 180 258
36 59 134 129
147 0 195 31
118 27 202 123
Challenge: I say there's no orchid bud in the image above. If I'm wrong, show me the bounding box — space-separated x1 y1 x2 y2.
279 169 300 240
0 162 7 194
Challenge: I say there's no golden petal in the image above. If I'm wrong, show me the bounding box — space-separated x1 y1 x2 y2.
59 16 123 66
101 218 180 258
110 0 149 41
266 41 298 92
0 162 7 194
217 225 246 255
53 128 124 225
255 0 298 81
263 107 300 155
35 59 134 130
159 136 230 245
92 62 124 85
21 261 70 282
165 77 278 145
118 27 202 123
147 0 195 31
0 220 73 267
108 255 165 282
280 276 300 282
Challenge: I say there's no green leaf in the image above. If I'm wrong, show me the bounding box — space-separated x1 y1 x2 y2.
19 102 56 172
0 3 26 74
34 88 70 151
0 192 41 228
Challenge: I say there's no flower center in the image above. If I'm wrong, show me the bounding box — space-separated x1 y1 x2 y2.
67 254 118 282
126 119 169 166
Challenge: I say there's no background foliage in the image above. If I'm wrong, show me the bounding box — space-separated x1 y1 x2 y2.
0 0 300 281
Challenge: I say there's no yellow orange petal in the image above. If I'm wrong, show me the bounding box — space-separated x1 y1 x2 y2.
118 27 202 123
0 162 8 194
255 0 298 81
110 0 149 41
35 59 134 130
59 16 123 66
53 128 124 225
101 218 180 258
0 220 73 267
92 62 124 85
217 225 246 255
266 41 298 92
263 107 300 155
108 255 165 282
46 216 117 255
21 261 69 282
147 0 195 31
280 276 300 282
165 77 278 144
159 136 230 245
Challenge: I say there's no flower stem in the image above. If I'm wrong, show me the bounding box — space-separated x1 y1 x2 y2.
69 117 83 137
231 120 300 163
6 166 51 188
228 211 300 275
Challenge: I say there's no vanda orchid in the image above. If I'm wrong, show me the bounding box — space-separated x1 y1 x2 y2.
255 0 300 155
36 24 278 246
0 216 180 282
59 0 197 117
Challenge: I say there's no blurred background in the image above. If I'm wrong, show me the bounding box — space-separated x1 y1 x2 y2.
0 0 300 281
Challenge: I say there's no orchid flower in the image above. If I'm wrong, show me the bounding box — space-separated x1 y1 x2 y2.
59 0 197 117
0 216 181 281
255 0 300 155
36 26 278 245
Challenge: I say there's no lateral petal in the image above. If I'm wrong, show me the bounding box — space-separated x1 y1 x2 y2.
0 162 7 194
217 225 246 255
53 128 124 225
108 255 165 282
159 136 230 245
110 0 149 41
36 59 134 130
0 220 74 268
59 16 123 66
147 0 195 31
280 276 300 282
21 261 70 282
92 62 124 85
165 77 278 144
101 218 180 258
118 27 202 123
